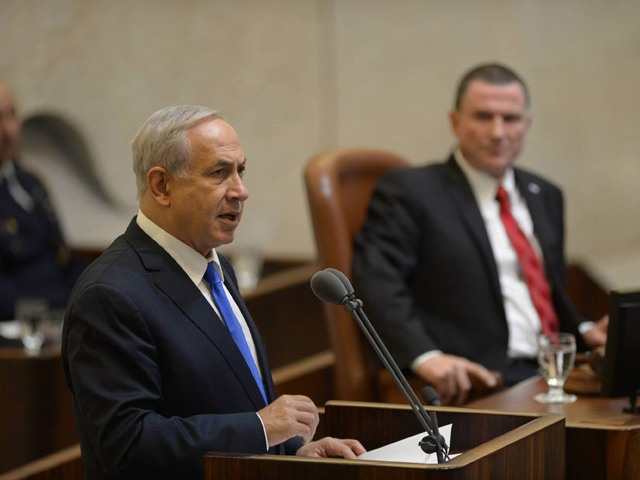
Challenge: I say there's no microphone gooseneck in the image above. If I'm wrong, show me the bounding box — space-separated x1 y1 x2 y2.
311 268 450 463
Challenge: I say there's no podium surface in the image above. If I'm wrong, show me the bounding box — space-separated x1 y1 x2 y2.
466 376 640 480
205 401 564 479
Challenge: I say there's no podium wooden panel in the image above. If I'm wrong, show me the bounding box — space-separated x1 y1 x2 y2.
244 263 329 370
466 376 640 480
204 401 565 479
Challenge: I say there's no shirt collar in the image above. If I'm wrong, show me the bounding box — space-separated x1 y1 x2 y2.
136 209 224 286
453 148 517 205
0 160 16 184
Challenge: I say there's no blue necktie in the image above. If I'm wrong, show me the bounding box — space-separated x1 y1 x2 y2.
204 262 267 404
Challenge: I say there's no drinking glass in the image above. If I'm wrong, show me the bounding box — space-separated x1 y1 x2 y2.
232 249 263 291
534 332 577 404
15 297 50 354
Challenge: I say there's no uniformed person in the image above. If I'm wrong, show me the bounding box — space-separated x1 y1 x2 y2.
0 82 87 322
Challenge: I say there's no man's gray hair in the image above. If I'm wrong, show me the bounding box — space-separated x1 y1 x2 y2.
131 105 224 198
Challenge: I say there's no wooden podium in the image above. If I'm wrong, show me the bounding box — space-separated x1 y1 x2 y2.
204 401 565 479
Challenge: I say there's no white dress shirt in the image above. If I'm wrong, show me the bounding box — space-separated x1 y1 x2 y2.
455 151 542 358
1 160 35 212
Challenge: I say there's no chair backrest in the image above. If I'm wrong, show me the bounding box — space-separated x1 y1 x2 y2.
304 148 410 400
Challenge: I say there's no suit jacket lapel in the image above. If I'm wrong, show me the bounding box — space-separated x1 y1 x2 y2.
442 158 503 307
124 220 268 408
514 172 554 259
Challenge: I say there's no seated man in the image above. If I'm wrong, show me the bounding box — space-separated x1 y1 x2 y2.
0 82 87 323
62 105 365 479
352 63 607 405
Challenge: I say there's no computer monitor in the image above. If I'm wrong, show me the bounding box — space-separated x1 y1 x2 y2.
600 290 640 413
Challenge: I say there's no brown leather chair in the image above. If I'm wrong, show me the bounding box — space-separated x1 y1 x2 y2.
304 148 410 401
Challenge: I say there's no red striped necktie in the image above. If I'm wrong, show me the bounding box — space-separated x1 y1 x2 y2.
496 186 559 334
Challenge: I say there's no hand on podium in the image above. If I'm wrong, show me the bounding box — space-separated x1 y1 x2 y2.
297 437 366 459
258 394 366 459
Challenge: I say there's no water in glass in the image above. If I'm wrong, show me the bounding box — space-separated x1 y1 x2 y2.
534 332 577 404
15 297 50 354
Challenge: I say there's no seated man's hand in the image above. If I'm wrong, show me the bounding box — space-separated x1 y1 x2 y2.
296 436 366 459
583 315 608 348
415 354 497 405
258 394 319 447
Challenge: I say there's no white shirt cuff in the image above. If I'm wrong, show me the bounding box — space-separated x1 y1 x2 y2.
578 321 596 336
256 412 269 451
411 350 444 372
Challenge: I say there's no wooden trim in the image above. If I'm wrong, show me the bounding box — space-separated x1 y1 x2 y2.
0 445 82 480
272 351 335 384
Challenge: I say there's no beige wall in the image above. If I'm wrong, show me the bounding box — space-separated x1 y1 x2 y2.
2 0 639 285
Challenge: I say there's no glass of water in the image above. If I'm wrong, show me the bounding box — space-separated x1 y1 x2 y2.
534 332 577 404
15 297 50 355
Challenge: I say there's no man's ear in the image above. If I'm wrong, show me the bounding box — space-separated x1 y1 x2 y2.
449 110 460 135
147 167 171 206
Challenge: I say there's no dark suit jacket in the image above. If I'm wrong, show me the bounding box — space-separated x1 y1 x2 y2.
352 156 587 374
0 161 86 320
62 218 300 480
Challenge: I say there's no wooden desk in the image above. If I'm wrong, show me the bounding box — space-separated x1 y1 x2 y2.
0 345 78 474
466 376 640 480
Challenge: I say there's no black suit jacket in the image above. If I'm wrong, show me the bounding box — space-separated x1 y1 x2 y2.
352 156 586 373
62 219 300 480
0 161 86 320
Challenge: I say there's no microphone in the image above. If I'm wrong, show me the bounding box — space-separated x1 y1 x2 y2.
422 386 442 406
310 269 352 306
310 268 449 463
324 268 354 296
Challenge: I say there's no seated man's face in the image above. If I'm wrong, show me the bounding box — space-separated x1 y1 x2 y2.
450 79 531 179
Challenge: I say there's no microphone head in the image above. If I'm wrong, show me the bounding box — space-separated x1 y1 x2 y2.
310 270 351 305
324 268 354 295
422 386 442 406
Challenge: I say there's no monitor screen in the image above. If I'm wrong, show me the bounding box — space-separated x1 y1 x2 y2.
600 290 640 398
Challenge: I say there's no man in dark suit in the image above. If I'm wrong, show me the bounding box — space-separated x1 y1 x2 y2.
352 63 607 405
62 105 364 479
0 81 86 323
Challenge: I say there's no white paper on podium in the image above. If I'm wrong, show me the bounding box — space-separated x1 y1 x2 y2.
357 424 452 464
